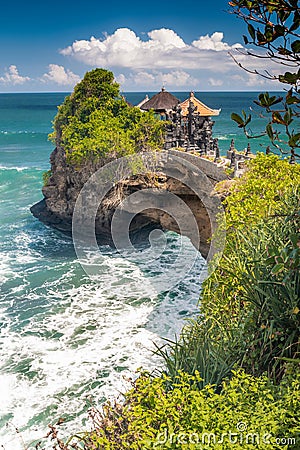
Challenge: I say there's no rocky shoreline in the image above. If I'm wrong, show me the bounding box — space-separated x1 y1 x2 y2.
31 145 228 258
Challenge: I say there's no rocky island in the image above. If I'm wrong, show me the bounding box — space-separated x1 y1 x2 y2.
31 69 228 258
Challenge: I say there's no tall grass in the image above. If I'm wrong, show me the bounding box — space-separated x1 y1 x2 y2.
157 179 300 385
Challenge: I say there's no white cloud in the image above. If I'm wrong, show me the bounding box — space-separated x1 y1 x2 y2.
208 77 224 87
0 65 30 85
162 70 198 87
192 32 242 51
118 70 199 90
115 73 126 85
41 64 81 86
231 71 282 89
245 73 269 87
147 29 186 49
60 28 242 71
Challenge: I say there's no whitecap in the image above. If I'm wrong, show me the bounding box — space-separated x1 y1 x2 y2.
0 165 43 171
0 232 204 449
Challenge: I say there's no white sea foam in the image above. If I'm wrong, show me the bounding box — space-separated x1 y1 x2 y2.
0 165 43 171
0 130 41 135
0 233 204 450
215 133 237 141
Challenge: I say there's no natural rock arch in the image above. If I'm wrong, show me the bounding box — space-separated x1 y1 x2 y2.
31 150 228 259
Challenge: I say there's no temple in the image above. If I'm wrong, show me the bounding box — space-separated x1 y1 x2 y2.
139 88 221 155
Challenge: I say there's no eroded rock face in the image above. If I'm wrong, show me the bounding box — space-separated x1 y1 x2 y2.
31 146 227 259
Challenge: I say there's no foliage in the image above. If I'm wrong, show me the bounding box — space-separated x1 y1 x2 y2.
220 153 300 229
202 192 300 379
49 69 120 144
154 321 238 391
229 0 300 70
228 0 300 160
159 155 300 383
71 68 119 104
42 170 52 186
49 69 165 165
38 370 300 449
33 155 300 450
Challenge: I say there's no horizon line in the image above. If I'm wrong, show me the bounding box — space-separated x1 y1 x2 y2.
0 89 286 94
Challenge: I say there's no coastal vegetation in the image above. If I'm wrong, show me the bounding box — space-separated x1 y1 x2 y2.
160 155 300 383
45 370 300 449
49 69 165 165
37 2 299 448
38 154 300 449
42 169 52 186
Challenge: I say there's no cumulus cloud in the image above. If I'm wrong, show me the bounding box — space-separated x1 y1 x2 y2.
192 32 242 51
208 78 224 87
0 65 30 85
117 70 199 90
231 72 281 89
41 64 81 86
115 73 126 85
60 28 242 71
147 29 186 49
130 70 199 88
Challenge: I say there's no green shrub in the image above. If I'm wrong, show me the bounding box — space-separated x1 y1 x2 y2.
42 170 52 186
49 69 165 165
46 370 299 449
220 153 300 230
155 319 239 391
159 155 300 383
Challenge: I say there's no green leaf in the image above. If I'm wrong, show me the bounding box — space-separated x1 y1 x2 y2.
257 30 266 45
291 40 300 54
265 24 274 42
270 96 283 106
271 263 284 275
290 234 299 247
288 133 300 147
231 112 245 126
244 114 252 126
274 25 286 37
248 24 256 40
279 71 300 85
266 124 274 140
283 108 293 125
272 111 285 125
278 9 290 22
286 95 300 105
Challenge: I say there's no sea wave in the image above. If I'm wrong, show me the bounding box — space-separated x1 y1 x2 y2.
0 165 43 171
0 130 46 135
0 226 204 450
215 133 237 141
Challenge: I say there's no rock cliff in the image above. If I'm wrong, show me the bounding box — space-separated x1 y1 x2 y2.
31 146 228 259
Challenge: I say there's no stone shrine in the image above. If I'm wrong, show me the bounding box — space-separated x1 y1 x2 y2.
139 89 221 154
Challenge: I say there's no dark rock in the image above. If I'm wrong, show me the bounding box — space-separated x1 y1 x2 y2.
31 146 227 259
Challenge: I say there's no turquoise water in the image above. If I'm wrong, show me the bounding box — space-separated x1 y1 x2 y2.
0 92 276 448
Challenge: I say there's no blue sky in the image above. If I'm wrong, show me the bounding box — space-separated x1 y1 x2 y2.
0 0 283 92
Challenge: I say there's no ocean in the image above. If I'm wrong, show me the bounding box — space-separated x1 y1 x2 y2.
0 92 276 449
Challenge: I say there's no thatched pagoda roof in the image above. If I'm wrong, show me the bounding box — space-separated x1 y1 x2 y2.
140 88 180 111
